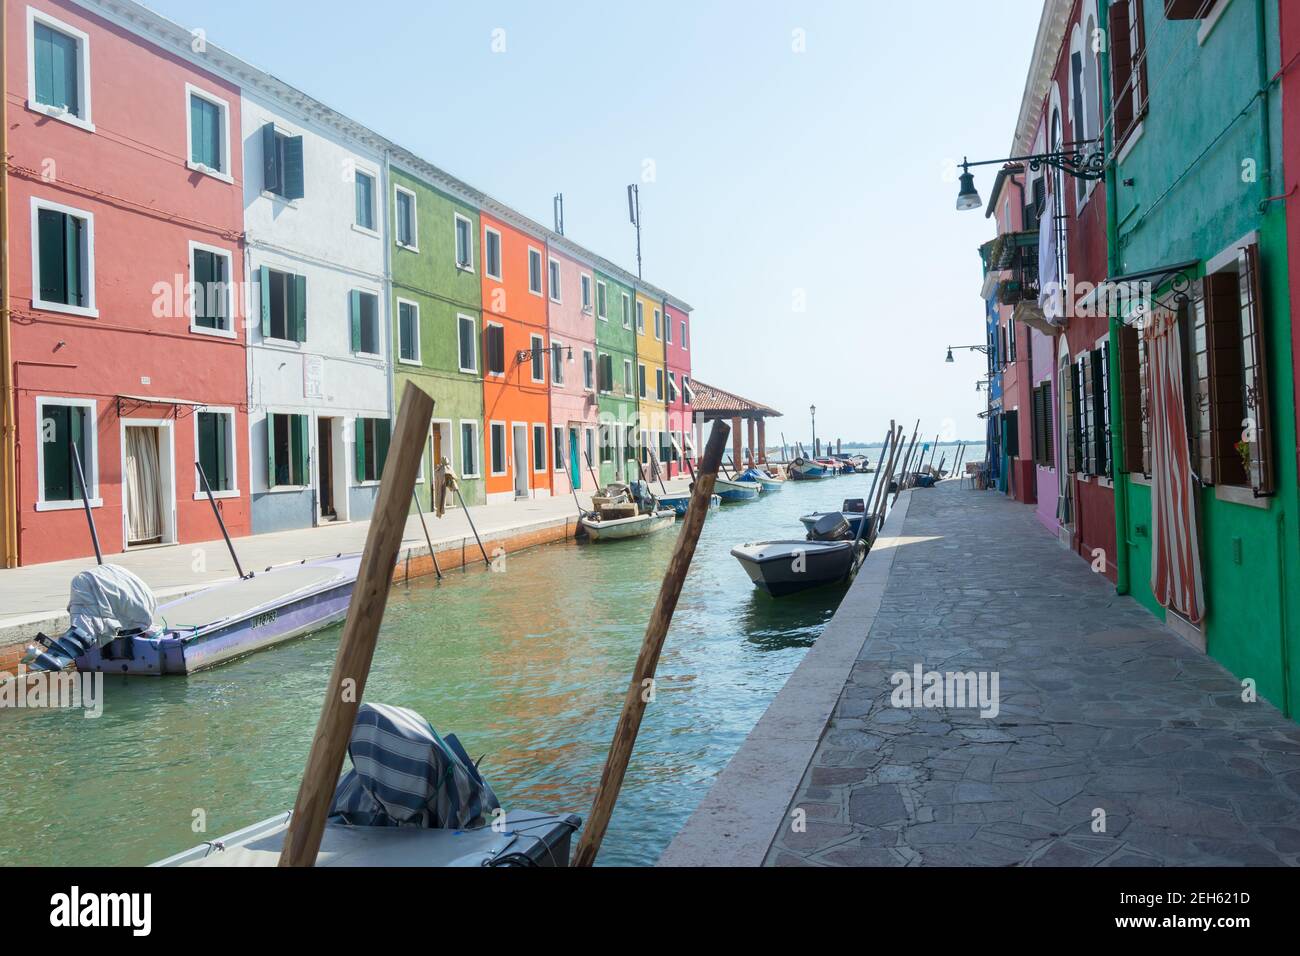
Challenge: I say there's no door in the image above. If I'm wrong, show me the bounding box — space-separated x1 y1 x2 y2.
569 426 580 490
318 417 335 518
124 425 163 545
431 424 443 509
512 424 529 498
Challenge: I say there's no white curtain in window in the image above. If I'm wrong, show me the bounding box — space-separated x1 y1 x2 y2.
125 427 162 544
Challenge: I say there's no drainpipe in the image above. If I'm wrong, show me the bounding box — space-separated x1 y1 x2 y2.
1098 0 1131 595
0 1 17 567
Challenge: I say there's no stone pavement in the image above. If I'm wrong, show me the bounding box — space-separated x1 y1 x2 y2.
766 481 1300 866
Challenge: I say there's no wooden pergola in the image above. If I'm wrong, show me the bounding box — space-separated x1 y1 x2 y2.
689 380 782 468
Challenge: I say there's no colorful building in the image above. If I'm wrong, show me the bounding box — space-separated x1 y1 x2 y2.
545 245 599 493
3 0 249 564
634 289 668 473
388 161 485 509
664 300 693 476
594 269 638 485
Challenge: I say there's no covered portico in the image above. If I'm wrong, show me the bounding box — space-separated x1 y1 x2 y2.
689 381 782 469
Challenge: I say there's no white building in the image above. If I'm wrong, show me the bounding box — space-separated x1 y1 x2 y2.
240 89 392 532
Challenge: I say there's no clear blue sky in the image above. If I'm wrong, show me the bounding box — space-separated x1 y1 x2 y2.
145 0 1041 446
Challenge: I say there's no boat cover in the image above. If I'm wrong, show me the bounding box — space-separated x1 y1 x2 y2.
25 564 160 672
329 703 500 829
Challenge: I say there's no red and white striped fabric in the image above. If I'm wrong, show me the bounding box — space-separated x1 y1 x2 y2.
1145 306 1205 624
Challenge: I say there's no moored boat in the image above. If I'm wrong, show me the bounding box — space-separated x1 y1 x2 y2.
659 492 722 516
731 538 865 596
739 467 784 492
715 477 762 501
580 508 678 540
788 457 831 480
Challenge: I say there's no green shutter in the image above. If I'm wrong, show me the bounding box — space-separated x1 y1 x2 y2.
349 290 362 352
267 414 279 486
292 414 308 486
193 250 212 327
34 25 54 108
259 266 271 337
375 419 391 478
293 274 307 342
34 25 79 115
37 209 66 304
261 123 279 193
354 419 367 481
198 412 215 488
283 136 305 200
64 215 81 307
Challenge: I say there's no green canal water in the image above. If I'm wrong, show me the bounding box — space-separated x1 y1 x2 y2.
0 471 885 867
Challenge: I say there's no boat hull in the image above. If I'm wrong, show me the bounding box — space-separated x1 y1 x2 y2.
659 494 721 516
580 509 677 541
715 478 762 501
731 539 863 596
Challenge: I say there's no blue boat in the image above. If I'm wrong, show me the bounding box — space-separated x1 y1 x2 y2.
659 493 722 516
739 468 784 492
714 477 762 502
788 457 830 480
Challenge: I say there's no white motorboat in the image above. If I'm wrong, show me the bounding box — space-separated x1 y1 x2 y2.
730 538 865 596
580 508 678 541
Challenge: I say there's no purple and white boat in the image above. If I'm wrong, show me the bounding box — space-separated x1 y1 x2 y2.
26 555 360 676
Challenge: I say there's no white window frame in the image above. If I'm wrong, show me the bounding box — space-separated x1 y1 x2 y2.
596 279 608 320
26 7 94 132
352 166 379 237
187 240 236 338
184 83 233 183
352 289 383 360
667 371 677 404
529 333 546 383
192 405 240 500
396 297 422 366
585 427 595 472
655 367 664 401
453 212 474 272
457 313 478 374
583 348 595 392
553 425 566 472
681 320 689 349
485 320 505 378
548 257 562 303
30 196 97 318
394 186 419 251
635 300 645 334
665 310 672 344
622 292 632 330
550 337 566 385
34 395 100 510
483 226 503 280
638 363 647 399
532 423 548 474
489 420 508 476
528 247 544 296
624 359 634 396
459 419 482 479
653 308 662 341
580 274 593 313
265 409 310 491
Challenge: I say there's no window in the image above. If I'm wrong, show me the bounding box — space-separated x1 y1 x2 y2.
36 398 97 508
261 123 304 201
653 309 662 340
598 353 613 393
190 242 232 333
551 341 566 385
554 426 566 471
454 214 473 270
599 425 613 464
458 314 478 373
490 422 507 475
622 292 632 329
682 376 693 405
624 360 634 395
395 188 417 249
1119 324 1150 476
259 267 306 342
355 170 376 231
32 198 94 315
596 280 608 319
681 321 689 349
665 312 672 344
586 429 595 471
355 417 390 482
1031 382 1054 468
548 258 562 303
581 275 593 312
28 11 91 128
460 421 480 478
350 290 380 356
583 350 595 390
530 334 545 382
484 228 502 279
485 323 505 375
1069 348 1110 478
667 372 677 403
398 300 420 364
528 248 543 295
1108 0 1147 151
655 368 664 401
196 409 235 493
638 364 647 398
533 424 547 472
268 413 309 487
187 86 230 178
636 301 645 334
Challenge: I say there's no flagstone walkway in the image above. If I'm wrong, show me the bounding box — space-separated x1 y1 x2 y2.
763 482 1300 866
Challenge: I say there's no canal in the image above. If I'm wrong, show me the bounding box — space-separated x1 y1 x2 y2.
0 470 888 866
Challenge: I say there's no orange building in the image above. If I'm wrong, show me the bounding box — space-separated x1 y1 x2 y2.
480 213 552 502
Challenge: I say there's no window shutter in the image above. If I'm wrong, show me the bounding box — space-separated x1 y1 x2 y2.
1108 0 1135 144
1237 244 1273 495
1203 271 1245 485
198 412 214 488
1092 348 1109 477
34 26 54 107
38 208 66 304
293 274 307 342
1042 382 1054 464
259 266 272 337
1189 280 1215 482
69 406 85 498
354 419 367 482
1070 360 1084 474
261 124 280 194
282 136 305 200
349 290 362 353
64 214 82 307
267 415 279 486
1119 325 1145 473
293 414 309 486
216 415 229 490
1133 0 1149 120
376 419 391 477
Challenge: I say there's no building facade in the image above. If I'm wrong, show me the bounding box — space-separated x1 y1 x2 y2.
634 289 667 474
594 269 638 486
664 300 693 476
545 245 599 493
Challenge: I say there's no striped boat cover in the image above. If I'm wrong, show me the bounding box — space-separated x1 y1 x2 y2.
1146 307 1206 624
329 703 500 829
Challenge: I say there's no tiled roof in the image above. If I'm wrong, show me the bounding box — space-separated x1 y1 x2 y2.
690 380 782 417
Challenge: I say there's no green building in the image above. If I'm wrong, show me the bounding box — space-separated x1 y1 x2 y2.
389 163 486 508
595 269 640 486
1105 0 1299 718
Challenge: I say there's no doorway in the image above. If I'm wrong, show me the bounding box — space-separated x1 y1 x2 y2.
430 420 451 509
512 424 529 498
318 417 336 520
122 420 175 548
568 426 580 490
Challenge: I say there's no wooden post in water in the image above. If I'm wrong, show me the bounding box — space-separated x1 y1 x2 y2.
871 424 903 533
895 420 920 497
571 419 730 868
411 491 443 581
867 422 896 519
278 382 434 867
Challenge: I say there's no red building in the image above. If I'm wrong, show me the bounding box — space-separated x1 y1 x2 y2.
663 300 693 476
3 0 248 564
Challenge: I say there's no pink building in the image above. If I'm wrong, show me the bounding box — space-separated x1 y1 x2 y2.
663 301 693 476
3 0 248 565
544 244 599 493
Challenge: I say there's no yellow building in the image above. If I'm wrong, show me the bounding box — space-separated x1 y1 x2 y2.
634 290 668 469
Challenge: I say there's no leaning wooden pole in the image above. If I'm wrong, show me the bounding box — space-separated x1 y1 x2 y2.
571 419 730 868
867 421 896 519
895 421 920 498
871 425 904 534
279 382 434 867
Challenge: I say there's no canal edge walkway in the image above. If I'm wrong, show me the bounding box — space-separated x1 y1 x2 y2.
658 486 916 867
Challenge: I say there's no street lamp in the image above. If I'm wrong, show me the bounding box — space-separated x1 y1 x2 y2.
810 404 817 458
945 344 990 363
953 145 1105 212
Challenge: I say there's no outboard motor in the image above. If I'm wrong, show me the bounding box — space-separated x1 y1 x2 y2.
842 498 866 514
808 512 851 542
